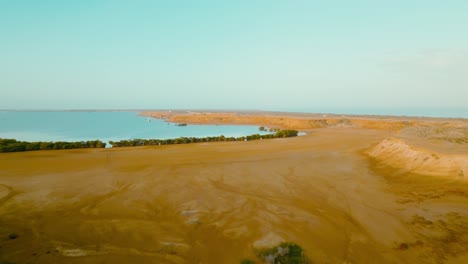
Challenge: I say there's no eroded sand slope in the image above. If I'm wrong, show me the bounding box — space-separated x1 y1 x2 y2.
1 113 467 263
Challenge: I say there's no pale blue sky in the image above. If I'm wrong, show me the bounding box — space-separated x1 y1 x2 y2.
1 0 467 113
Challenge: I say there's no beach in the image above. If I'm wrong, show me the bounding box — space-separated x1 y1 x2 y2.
1 111 467 263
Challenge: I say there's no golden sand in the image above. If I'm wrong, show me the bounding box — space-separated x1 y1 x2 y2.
0 112 467 263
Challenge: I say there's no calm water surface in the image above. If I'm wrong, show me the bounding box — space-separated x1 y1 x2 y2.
0 111 268 144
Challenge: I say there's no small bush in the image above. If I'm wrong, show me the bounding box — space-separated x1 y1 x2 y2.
257 242 311 264
398 243 409 250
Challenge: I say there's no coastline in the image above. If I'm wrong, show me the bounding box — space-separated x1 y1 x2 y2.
140 110 468 130
1 111 467 263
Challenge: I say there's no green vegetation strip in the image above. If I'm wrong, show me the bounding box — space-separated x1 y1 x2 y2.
0 139 106 153
0 130 298 152
109 130 298 147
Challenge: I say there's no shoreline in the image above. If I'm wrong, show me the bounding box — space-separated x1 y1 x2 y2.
140 110 468 131
0 112 467 263
1 124 467 263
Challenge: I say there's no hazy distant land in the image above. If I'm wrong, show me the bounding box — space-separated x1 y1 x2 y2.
1 111 467 263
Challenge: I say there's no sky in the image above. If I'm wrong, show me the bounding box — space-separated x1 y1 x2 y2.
1 0 467 114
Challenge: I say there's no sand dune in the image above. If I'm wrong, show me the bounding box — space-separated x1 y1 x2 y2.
1 112 467 263
367 138 467 178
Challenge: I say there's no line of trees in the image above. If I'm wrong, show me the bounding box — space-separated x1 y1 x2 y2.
0 130 299 152
109 130 299 147
0 139 106 153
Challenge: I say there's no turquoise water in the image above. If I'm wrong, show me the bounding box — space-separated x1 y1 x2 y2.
0 111 269 144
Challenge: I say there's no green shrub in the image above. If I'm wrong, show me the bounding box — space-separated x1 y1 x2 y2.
257 242 311 264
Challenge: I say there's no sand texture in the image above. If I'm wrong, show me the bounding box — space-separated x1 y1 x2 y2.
1 111 467 263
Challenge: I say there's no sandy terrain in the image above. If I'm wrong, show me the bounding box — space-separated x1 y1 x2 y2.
1 111 467 263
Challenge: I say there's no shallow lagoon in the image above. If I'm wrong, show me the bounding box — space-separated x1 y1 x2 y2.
0 111 268 144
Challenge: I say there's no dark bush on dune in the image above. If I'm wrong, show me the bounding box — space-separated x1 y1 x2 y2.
258 242 311 264
240 242 311 264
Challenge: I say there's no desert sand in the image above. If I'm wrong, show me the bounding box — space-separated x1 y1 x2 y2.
1 111 467 263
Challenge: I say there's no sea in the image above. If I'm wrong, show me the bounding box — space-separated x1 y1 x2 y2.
0 111 270 145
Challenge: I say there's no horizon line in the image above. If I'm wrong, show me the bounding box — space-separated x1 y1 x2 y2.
1 108 467 120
